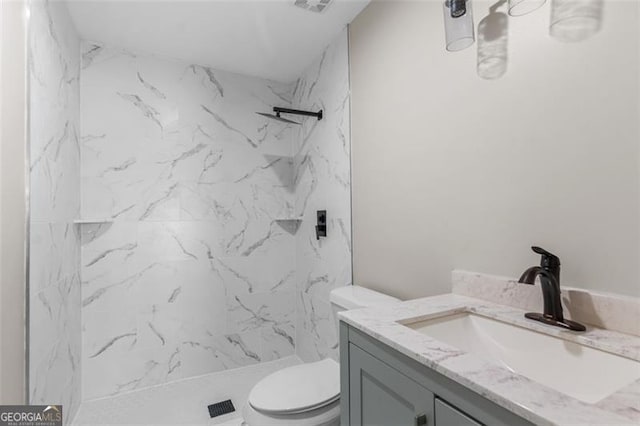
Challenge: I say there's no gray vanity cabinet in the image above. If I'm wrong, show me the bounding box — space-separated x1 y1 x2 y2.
340 322 534 426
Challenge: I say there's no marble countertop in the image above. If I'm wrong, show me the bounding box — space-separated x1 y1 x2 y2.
339 293 640 426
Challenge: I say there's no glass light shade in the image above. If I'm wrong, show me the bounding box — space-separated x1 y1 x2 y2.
550 0 603 42
477 11 508 79
509 0 546 16
443 0 475 52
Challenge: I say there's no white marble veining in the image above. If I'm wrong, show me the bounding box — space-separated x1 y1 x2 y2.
292 30 352 363
28 11 351 405
80 43 302 400
29 0 82 421
452 270 640 336
340 294 640 425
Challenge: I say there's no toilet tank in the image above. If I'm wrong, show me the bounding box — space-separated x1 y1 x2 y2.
328 285 400 361
330 285 400 311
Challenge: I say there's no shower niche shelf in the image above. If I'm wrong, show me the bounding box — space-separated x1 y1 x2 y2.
73 219 114 225
274 217 302 222
274 217 302 234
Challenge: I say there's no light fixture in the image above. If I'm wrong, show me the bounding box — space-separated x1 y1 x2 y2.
443 0 475 52
549 0 603 42
508 0 546 16
443 0 599 71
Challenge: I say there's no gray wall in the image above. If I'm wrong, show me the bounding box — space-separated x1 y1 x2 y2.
349 0 639 299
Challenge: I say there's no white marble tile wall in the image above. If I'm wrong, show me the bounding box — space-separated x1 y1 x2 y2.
80 43 301 399
292 30 352 362
28 0 82 422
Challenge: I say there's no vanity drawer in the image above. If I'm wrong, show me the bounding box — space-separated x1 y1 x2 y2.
435 398 482 426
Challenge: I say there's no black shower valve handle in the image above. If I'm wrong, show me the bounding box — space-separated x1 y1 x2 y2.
316 210 327 240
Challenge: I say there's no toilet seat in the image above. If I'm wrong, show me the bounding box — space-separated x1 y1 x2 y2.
243 398 340 426
243 286 398 425
248 358 340 414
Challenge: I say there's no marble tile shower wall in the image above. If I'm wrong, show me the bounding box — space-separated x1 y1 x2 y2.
293 31 352 362
80 44 300 399
28 0 82 420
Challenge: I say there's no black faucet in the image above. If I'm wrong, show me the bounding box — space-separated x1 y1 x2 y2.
519 246 586 332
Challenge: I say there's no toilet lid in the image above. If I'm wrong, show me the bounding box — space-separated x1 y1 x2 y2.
248 358 340 414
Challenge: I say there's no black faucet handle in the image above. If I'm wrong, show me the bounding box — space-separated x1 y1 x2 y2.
531 246 561 270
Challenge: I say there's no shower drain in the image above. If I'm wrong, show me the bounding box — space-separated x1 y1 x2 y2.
207 399 236 418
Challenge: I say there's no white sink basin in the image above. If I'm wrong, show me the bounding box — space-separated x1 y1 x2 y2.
404 313 640 403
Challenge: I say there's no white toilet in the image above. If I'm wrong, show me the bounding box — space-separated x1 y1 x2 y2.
242 285 400 426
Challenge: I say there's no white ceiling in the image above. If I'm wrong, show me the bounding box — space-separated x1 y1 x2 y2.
66 0 370 82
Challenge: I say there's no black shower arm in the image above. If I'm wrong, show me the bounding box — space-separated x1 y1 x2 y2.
273 107 323 121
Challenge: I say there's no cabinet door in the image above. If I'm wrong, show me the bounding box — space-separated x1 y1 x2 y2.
435 398 482 426
349 343 434 426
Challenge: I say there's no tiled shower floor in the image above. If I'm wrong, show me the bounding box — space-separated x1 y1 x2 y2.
72 356 302 425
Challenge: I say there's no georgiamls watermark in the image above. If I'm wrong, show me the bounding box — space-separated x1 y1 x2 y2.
0 405 62 426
